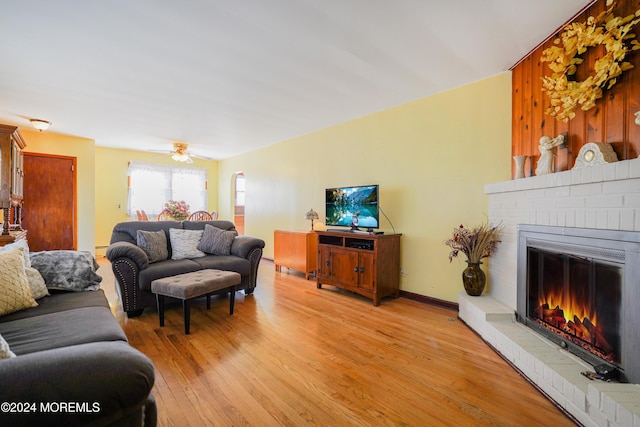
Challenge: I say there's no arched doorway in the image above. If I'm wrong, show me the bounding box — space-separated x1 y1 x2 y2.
233 172 245 235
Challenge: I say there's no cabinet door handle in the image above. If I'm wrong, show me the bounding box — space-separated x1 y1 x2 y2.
325 260 330 266
354 266 359 272
359 267 364 273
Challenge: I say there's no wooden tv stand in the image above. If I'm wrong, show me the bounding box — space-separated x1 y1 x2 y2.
315 230 401 306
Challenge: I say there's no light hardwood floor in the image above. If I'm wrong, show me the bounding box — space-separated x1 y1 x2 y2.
97 259 577 426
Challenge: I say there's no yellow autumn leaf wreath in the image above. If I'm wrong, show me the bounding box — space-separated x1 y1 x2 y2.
541 1 640 121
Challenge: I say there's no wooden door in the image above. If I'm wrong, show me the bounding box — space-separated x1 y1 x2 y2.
357 252 375 291
22 153 76 251
317 245 332 279
330 247 359 287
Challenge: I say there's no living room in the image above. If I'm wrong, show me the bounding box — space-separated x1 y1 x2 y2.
2 0 640 425
16 59 513 307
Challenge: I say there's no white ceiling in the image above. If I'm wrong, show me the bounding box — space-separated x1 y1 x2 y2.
0 0 592 159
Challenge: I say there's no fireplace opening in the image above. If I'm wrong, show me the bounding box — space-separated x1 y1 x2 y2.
517 225 640 384
527 248 622 367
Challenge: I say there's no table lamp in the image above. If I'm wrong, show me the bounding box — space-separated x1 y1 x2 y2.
305 208 319 231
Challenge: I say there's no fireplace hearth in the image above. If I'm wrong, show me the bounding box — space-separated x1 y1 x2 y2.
517 225 640 384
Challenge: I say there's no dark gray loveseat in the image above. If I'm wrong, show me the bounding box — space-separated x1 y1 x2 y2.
106 220 265 318
0 289 156 426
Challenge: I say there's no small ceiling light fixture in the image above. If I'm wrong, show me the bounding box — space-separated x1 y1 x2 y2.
171 142 193 163
30 119 51 131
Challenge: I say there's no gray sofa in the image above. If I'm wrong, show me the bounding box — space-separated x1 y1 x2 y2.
106 220 265 318
0 289 156 426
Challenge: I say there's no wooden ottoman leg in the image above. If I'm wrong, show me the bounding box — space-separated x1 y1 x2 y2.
156 294 165 327
183 299 191 335
229 286 236 315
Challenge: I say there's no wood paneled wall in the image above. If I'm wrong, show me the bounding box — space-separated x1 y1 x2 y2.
512 0 640 177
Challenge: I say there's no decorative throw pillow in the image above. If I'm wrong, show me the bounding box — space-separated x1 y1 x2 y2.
0 333 16 359
136 230 169 263
169 228 205 260
0 249 37 316
198 224 237 255
29 251 102 292
25 266 49 299
0 246 47 299
0 239 31 268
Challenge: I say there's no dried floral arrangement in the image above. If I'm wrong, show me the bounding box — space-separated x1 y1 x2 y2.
541 0 640 121
164 200 190 221
444 223 502 264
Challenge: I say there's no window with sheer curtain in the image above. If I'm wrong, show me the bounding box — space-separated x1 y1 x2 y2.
128 161 207 217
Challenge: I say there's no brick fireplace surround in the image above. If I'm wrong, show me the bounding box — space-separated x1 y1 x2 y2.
459 158 640 427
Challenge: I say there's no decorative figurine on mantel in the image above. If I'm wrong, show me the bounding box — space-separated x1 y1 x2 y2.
535 134 565 176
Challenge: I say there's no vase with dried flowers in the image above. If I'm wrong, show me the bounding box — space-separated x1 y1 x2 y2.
164 200 190 221
444 223 502 296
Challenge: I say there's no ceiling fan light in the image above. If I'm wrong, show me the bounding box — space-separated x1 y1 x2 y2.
30 118 51 131
171 142 194 163
171 153 190 162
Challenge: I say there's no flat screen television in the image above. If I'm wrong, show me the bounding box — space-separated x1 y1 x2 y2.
325 184 379 231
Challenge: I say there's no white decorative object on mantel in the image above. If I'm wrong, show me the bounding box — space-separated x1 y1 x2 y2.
572 142 618 169
535 134 564 176
513 155 528 179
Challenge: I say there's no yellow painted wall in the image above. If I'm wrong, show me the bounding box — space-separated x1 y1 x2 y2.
218 72 512 302
21 129 96 254
94 147 219 255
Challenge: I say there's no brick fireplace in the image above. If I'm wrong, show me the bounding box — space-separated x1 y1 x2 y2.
458 158 640 427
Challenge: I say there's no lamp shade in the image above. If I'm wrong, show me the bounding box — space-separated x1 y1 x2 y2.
305 208 319 231
171 153 192 162
305 208 319 220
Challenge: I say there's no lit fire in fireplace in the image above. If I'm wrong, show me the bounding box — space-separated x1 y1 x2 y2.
519 226 636 381
539 289 597 326
534 292 614 362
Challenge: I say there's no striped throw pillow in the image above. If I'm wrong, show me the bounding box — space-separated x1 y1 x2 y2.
169 228 206 260
198 224 237 255
137 230 169 263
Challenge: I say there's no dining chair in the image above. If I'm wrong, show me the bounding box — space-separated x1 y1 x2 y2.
136 210 149 221
188 210 213 221
157 209 171 221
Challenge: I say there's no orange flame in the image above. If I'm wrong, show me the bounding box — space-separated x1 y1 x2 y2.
539 287 597 326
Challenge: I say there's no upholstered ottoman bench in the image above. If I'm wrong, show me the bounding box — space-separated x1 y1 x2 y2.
151 269 242 334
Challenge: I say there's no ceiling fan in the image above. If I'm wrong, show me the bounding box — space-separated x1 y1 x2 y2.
153 142 213 163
